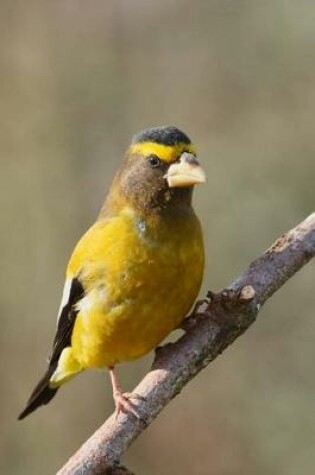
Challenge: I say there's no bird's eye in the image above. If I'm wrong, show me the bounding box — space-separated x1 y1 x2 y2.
148 155 161 167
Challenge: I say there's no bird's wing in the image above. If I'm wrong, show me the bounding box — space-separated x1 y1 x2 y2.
49 276 84 365
49 217 122 364
18 276 85 420
50 220 113 365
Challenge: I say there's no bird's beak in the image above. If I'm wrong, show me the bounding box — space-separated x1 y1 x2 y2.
165 152 206 188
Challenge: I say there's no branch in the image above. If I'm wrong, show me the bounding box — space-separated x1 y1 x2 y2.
58 213 315 475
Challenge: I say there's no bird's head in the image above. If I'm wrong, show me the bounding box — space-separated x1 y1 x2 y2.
105 126 206 215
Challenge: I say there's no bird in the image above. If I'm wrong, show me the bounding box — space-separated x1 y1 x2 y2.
18 125 206 420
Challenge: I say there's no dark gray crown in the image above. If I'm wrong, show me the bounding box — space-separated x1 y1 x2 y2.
132 126 191 146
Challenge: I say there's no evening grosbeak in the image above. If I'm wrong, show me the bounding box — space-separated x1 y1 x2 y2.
18 126 206 419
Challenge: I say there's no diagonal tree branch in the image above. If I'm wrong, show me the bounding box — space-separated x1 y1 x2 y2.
58 213 315 475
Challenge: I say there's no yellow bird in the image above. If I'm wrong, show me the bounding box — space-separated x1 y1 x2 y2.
18 126 206 419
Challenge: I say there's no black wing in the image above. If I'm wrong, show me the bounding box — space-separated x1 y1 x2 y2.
18 277 84 420
50 277 84 365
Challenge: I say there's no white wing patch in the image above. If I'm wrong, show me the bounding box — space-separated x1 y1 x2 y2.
57 278 72 323
76 293 94 315
75 285 107 323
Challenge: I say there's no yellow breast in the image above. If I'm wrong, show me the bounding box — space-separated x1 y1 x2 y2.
68 207 204 368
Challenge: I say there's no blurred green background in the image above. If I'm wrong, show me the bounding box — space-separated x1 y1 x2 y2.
1 1 315 474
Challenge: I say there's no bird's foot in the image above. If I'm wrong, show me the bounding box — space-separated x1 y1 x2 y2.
109 367 144 420
113 390 143 420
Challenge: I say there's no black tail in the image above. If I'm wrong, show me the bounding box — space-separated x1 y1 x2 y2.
18 365 59 420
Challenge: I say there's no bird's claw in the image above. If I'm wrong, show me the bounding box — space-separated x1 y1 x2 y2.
113 390 143 420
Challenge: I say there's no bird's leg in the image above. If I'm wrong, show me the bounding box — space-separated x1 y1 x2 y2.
108 367 143 419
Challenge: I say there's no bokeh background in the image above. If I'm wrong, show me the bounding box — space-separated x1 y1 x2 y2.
1 1 315 474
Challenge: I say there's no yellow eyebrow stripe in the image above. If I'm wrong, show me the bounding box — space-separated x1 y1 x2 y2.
130 141 197 163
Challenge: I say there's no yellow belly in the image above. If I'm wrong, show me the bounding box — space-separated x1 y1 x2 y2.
69 207 204 368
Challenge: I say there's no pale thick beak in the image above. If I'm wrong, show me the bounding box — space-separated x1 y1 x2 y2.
165 152 206 188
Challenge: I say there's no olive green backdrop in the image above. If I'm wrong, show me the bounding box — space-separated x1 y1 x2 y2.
1 1 315 474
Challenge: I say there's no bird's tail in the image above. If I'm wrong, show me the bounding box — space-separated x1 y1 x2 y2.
18 365 59 420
